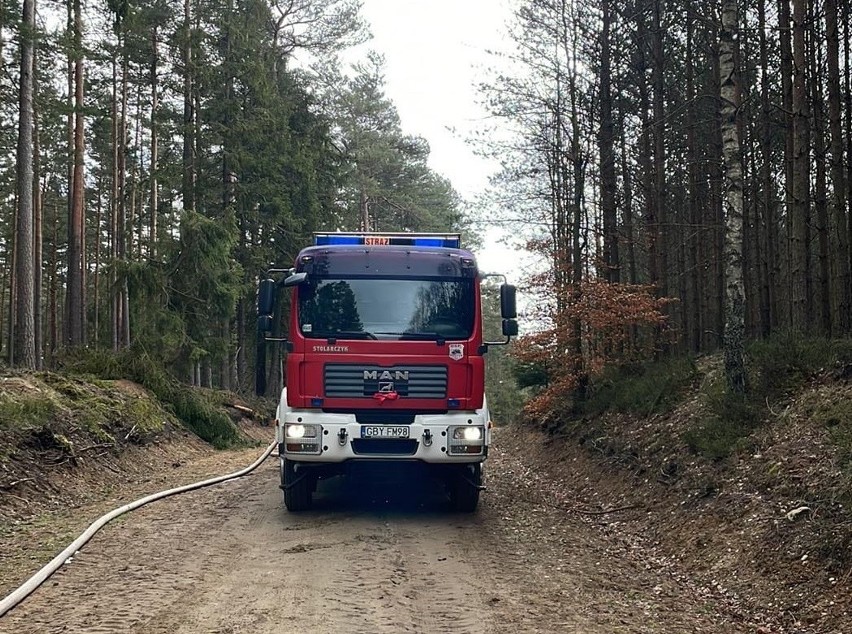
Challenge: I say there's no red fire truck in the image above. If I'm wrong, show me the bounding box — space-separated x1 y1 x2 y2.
256 232 517 511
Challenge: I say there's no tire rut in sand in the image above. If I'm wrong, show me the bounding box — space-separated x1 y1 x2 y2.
0 477 253 634
315 518 493 634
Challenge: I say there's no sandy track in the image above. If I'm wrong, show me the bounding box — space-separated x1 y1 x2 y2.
0 436 748 634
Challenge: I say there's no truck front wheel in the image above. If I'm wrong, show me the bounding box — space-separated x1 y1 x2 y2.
449 463 482 512
282 459 313 511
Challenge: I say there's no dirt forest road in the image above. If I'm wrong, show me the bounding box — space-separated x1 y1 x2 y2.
0 434 752 634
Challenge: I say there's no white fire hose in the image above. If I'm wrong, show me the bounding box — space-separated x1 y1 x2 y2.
0 439 277 619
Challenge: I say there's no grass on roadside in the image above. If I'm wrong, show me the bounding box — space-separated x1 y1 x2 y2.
578 356 699 419
0 395 59 432
684 335 852 460
60 349 243 449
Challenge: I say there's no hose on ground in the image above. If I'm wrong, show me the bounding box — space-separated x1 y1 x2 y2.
0 439 277 619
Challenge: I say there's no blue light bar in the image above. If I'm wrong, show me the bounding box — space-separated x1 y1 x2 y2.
413 238 446 247
314 233 461 249
314 235 362 246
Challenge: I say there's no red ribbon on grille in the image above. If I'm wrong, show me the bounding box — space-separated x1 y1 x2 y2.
372 391 399 404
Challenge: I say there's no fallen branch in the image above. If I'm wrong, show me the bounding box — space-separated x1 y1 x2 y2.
77 443 115 453
5 494 30 507
0 478 35 491
842 563 852 586
568 504 640 516
229 403 256 418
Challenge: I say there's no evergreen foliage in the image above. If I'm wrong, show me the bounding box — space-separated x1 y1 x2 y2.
0 0 464 398
577 358 698 419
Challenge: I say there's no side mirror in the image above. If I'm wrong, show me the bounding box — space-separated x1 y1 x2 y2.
500 284 517 319
502 319 518 337
284 272 308 287
257 314 273 333
258 278 276 315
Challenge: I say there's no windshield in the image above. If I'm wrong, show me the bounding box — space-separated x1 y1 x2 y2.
298 278 475 340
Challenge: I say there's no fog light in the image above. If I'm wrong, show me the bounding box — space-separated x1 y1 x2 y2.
286 442 319 453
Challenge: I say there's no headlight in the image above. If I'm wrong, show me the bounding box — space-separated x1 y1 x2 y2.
286 424 306 438
448 425 485 455
452 426 482 441
284 423 318 439
283 423 322 454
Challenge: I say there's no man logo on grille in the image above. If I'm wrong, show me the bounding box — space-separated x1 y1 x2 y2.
364 370 409 380
378 381 394 393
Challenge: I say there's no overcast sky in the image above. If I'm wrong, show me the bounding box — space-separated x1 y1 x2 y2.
348 0 519 280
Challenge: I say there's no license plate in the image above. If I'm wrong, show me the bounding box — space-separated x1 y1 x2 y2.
360 425 410 439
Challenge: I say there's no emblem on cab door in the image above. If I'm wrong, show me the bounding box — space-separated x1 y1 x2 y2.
449 344 464 361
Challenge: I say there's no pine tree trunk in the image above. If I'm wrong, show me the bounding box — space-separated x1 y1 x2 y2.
49 200 58 363
709 36 725 349
810 21 831 335
150 26 159 259
846 5 852 296
33 47 43 369
598 0 618 282
236 298 246 388
758 0 777 335
116 41 130 348
220 319 231 391
1 246 8 363
737 19 761 340
845 5 852 298
63 0 72 346
130 85 142 259
720 0 747 394
790 0 809 332
651 0 667 303
685 10 702 352
779 0 794 329
183 0 195 214
14 0 36 368
111 56 119 350
618 102 637 286
825 0 850 334
94 178 101 346
636 20 657 294
66 0 85 348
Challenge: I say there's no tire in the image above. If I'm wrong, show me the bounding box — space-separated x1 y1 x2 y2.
449 463 481 512
282 459 312 511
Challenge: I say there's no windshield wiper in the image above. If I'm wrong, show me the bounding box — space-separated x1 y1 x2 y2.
314 331 377 340
400 331 447 344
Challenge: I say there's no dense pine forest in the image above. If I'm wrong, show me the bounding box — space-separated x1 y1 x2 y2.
2 0 851 413
475 0 852 418
0 0 467 390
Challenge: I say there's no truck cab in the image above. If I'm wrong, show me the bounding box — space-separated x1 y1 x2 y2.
257 232 517 511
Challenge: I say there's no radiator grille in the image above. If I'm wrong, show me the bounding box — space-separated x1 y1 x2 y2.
324 365 448 399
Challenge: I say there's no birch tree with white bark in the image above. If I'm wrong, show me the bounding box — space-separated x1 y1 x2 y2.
719 0 747 394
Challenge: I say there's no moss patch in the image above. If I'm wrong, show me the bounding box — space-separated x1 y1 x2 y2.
0 370 175 455
59 349 243 449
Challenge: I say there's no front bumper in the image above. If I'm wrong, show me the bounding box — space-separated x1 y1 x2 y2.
276 410 490 464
